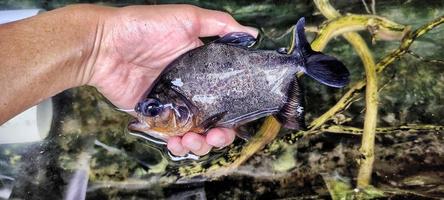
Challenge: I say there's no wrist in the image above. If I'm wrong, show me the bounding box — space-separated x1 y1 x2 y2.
55 4 115 88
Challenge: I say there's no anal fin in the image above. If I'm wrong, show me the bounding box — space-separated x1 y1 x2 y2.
276 78 306 130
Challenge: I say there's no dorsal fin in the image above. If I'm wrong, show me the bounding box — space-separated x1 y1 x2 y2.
288 17 313 56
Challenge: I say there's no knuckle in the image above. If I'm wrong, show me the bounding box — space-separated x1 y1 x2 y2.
180 4 200 14
218 11 234 20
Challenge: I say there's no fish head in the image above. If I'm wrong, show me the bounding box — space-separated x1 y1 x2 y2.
128 89 198 140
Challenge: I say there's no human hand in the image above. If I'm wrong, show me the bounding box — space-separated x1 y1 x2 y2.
84 5 257 156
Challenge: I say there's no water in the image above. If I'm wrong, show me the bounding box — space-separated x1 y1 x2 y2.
1 0 444 199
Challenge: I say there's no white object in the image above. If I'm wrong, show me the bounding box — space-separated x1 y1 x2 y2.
0 99 53 144
0 9 43 24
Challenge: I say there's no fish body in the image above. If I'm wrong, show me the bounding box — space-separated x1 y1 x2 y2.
155 44 301 127
128 18 349 140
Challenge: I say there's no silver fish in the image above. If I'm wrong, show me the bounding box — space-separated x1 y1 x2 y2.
128 18 349 140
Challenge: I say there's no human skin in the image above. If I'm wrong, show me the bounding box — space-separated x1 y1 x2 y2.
0 4 257 156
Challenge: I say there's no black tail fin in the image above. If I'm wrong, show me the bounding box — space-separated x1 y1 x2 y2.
293 18 350 88
304 53 350 88
277 18 349 130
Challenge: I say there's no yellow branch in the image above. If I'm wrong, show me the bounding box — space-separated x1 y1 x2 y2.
313 0 381 186
308 8 406 130
311 14 406 51
322 124 444 135
308 15 444 130
376 15 444 73
240 4 406 173
309 3 407 130
356 35 378 188
204 116 282 178
226 116 281 169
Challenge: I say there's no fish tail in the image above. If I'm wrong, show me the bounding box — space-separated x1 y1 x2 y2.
293 17 350 88
277 18 350 130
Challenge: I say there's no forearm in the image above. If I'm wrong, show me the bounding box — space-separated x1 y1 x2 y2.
0 5 106 124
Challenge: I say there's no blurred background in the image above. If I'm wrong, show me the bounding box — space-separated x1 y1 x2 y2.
0 0 443 199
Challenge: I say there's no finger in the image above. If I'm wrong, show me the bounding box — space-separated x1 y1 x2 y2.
181 132 212 156
167 136 189 156
194 7 258 37
192 141 212 156
206 128 236 148
191 139 213 156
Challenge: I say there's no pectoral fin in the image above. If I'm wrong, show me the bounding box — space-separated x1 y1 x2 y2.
197 111 228 132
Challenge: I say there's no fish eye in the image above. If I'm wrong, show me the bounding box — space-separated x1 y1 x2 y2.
140 99 163 117
146 104 162 117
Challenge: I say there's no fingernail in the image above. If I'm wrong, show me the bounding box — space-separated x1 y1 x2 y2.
211 135 227 148
245 26 259 37
173 144 185 153
187 140 202 151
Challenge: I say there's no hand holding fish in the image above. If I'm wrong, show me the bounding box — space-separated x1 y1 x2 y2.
88 5 258 156
129 17 349 160
0 4 257 156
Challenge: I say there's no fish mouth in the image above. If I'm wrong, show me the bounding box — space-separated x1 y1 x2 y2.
127 118 169 142
127 118 149 133
127 104 194 140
